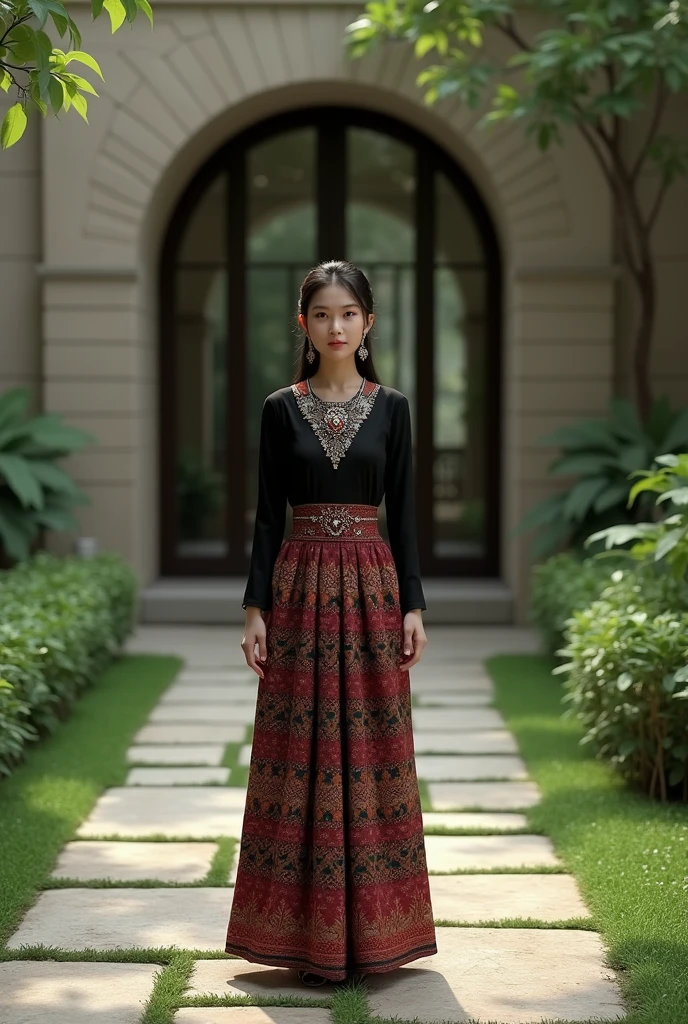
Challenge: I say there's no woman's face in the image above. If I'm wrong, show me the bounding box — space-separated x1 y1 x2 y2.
299 282 374 364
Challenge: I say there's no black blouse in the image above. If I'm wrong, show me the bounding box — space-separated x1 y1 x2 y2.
242 382 426 616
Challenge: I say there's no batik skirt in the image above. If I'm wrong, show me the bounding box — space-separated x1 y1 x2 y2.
225 502 437 981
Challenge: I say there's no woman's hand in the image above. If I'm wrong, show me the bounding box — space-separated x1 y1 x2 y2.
241 607 267 679
400 609 427 670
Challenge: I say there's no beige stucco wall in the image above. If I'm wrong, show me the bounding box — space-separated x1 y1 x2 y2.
14 1 688 619
0 103 41 412
31 0 622 619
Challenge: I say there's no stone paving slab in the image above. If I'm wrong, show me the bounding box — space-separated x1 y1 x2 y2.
186 960 316 999
410 674 493 693
0 961 160 1024
428 873 591 922
415 692 493 707
51 841 218 882
160 686 258 705
412 708 506 731
422 811 529 831
416 754 528 781
134 724 246 745
175 1011 332 1024
7 889 233 951
238 745 251 766
424 833 560 870
414 730 518 753
150 704 255 724
176 670 256 685
77 787 247 838
364 926 625 1023
126 745 226 766
126 767 230 786
428 780 542 810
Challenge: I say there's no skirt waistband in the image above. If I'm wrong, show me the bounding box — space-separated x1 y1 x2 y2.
290 503 380 540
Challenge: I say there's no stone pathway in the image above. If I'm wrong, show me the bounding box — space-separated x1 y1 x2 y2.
1 625 627 1024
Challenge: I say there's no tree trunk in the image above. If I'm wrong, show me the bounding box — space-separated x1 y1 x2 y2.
633 258 656 425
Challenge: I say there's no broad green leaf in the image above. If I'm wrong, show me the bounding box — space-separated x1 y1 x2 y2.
103 0 126 32
594 482 632 513
70 91 88 121
654 526 686 561
563 477 607 521
61 72 98 96
513 492 565 533
91 0 105 15
616 674 633 694
48 75 64 113
0 454 44 509
656 487 688 506
0 70 11 93
0 500 33 562
549 453 618 477
0 388 29 431
529 518 571 558
415 34 437 58
24 418 95 451
1 103 27 149
135 0 152 25
64 49 104 79
661 407 688 452
26 460 80 495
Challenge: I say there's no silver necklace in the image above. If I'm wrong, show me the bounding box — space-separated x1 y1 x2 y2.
291 377 381 469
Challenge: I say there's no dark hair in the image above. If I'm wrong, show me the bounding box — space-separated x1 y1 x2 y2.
293 260 382 384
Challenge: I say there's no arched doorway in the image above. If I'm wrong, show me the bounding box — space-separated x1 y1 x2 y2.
159 106 502 579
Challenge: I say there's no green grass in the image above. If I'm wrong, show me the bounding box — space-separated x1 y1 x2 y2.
0 654 181 947
487 653 688 1024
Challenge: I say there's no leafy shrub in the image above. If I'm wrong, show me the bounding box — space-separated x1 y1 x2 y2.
0 388 94 563
589 452 688 580
0 552 138 775
530 552 625 655
517 397 688 557
557 571 688 803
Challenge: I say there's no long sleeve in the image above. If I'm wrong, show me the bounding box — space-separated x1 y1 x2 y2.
242 396 288 611
384 394 426 615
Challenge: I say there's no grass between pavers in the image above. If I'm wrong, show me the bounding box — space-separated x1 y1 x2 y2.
487 653 688 1024
0 654 182 948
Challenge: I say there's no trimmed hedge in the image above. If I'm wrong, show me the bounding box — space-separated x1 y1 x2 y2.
529 552 623 655
558 570 688 802
0 552 138 775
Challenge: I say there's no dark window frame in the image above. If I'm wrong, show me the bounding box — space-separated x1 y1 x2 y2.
159 105 502 578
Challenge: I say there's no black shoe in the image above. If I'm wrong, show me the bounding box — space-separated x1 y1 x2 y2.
298 970 328 987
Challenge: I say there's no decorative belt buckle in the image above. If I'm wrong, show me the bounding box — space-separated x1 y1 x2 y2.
315 506 354 536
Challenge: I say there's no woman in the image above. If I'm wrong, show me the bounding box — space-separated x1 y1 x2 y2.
225 260 437 986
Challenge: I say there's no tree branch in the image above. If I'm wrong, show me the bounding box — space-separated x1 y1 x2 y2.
497 14 531 53
646 176 670 235
631 77 666 182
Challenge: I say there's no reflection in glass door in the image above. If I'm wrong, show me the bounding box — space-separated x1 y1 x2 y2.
160 108 500 578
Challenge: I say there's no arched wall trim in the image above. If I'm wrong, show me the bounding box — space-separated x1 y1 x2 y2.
158 105 503 578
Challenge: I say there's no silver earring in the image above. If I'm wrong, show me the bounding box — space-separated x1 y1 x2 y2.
358 332 369 361
306 337 316 364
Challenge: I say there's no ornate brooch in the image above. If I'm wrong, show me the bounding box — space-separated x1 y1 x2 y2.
291 378 381 470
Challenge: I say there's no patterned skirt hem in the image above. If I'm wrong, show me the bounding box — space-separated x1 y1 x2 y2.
223 940 439 982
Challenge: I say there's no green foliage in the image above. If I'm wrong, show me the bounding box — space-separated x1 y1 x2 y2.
0 0 153 148
516 397 688 557
0 551 138 775
556 571 688 802
346 0 688 172
529 552 625 655
589 451 688 580
0 388 94 562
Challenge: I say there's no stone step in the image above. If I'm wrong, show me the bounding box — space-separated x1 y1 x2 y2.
126 745 227 766
77 787 248 839
140 578 515 625
125 767 230 786
0 962 160 1024
428 780 542 811
425 833 560 870
51 841 218 883
416 754 529 781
